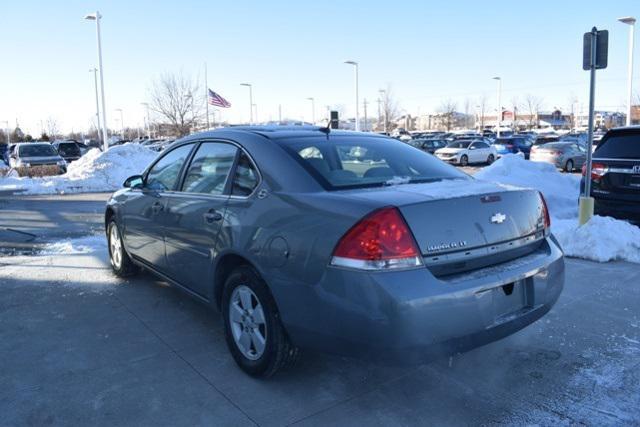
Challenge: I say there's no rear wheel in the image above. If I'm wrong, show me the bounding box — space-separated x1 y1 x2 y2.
487 154 495 164
460 155 469 166
222 266 298 377
107 220 138 277
564 159 574 172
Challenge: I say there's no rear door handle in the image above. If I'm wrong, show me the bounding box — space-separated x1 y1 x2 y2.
151 202 163 214
203 210 223 223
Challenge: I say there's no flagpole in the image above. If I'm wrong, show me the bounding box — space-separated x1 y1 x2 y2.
204 62 210 129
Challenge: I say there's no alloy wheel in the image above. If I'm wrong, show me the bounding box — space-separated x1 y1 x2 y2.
229 285 267 360
109 224 123 269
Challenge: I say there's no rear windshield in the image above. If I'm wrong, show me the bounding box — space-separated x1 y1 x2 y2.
18 144 57 157
594 133 640 159
283 137 469 190
446 140 472 148
57 143 81 156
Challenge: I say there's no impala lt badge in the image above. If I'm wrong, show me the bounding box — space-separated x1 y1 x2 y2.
491 212 507 224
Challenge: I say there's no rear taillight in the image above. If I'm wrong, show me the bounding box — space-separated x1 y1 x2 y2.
581 162 609 180
330 207 423 270
539 192 551 229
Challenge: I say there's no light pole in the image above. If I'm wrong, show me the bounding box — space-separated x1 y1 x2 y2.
240 83 253 125
492 77 502 137
344 61 359 131
619 16 636 126
140 103 151 139
89 68 101 143
378 89 387 133
115 108 124 139
84 11 109 151
306 97 315 124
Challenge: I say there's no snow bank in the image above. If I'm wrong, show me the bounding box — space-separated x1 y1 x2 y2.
476 155 640 264
0 144 157 195
475 154 581 219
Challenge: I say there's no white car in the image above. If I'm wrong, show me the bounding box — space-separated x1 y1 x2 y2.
434 139 497 166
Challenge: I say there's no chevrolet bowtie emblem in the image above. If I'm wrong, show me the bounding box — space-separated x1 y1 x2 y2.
491 213 507 224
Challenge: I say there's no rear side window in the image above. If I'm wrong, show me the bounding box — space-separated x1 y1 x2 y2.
595 133 640 159
146 143 194 191
182 142 237 195
231 152 259 196
283 136 468 190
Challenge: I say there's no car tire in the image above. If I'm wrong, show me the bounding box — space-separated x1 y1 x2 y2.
564 159 574 172
107 220 138 277
487 154 495 164
222 266 298 377
460 155 469 166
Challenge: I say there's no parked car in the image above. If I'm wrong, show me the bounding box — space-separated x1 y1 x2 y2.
8 143 67 173
530 141 587 172
2 143 16 165
581 127 640 222
105 126 563 377
492 136 533 159
532 135 560 146
434 138 497 166
416 139 448 154
51 140 84 163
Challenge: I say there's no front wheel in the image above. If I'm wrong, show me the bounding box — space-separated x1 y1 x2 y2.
487 154 495 164
460 155 469 166
222 266 298 377
107 220 138 277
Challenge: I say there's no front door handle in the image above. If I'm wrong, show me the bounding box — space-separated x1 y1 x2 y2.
203 210 223 223
151 201 163 214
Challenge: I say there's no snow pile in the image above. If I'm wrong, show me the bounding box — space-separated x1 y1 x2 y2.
476 155 640 264
40 234 106 255
554 217 640 263
0 144 157 194
475 154 581 219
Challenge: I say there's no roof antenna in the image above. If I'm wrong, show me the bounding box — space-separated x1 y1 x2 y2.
319 119 331 137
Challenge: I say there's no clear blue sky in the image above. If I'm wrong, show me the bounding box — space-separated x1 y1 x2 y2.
1 0 639 134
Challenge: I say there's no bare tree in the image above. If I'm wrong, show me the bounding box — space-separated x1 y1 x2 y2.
477 94 488 131
510 96 520 129
438 99 458 131
524 94 544 129
380 84 400 132
45 117 60 140
463 98 473 129
148 71 204 137
567 93 578 129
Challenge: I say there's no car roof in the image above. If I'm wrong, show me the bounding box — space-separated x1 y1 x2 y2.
181 126 390 145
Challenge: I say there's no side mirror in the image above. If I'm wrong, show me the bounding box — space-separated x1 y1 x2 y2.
123 174 144 189
469 146 476 150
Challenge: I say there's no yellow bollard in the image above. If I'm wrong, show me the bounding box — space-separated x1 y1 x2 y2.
578 196 594 226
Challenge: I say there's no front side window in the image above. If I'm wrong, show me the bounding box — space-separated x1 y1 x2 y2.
284 136 468 190
231 152 259 196
182 142 237 195
146 143 194 191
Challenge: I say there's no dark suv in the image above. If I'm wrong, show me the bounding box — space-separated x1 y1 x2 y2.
581 127 640 222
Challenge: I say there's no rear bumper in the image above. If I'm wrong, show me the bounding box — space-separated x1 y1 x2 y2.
275 236 564 363
593 197 640 222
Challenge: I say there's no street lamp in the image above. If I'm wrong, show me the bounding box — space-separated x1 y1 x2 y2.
618 16 636 126
378 89 387 133
492 77 502 137
84 11 109 151
240 83 253 125
344 61 359 131
306 97 315 124
140 103 151 138
114 108 124 139
89 68 102 142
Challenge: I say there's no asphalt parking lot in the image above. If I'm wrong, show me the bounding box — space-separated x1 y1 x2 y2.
1 194 639 426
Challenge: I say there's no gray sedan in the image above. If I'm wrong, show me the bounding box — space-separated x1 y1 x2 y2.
530 141 587 172
105 127 564 377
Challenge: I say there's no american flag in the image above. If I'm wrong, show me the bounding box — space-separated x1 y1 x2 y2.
208 89 231 108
